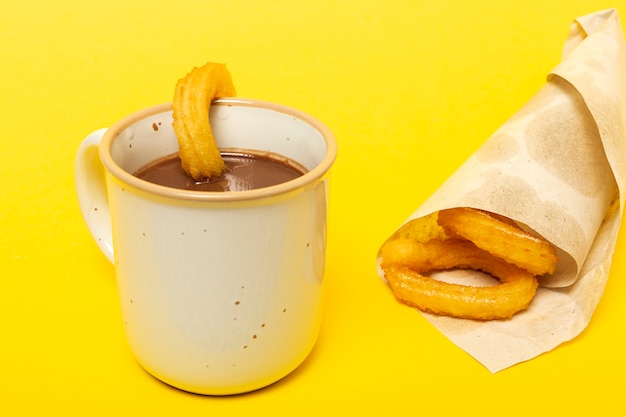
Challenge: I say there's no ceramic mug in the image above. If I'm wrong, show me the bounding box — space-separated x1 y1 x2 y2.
75 98 337 395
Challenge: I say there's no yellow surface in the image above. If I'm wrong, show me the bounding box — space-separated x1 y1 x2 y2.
1 0 625 415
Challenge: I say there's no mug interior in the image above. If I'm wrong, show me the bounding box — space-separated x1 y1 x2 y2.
101 98 336 201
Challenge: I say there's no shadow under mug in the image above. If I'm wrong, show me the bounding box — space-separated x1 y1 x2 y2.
75 98 337 395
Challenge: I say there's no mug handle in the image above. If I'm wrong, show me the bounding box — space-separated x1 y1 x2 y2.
75 128 114 264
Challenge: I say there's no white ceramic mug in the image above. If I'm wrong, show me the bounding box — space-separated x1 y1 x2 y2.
75 98 337 395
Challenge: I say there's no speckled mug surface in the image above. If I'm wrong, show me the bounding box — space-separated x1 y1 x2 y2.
75 99 337 395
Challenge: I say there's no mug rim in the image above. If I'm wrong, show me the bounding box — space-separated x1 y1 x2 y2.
99 98 337 202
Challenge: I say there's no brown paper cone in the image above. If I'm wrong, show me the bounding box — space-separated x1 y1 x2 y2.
377 8 626 372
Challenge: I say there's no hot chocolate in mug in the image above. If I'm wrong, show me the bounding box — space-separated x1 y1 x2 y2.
75 98 337 395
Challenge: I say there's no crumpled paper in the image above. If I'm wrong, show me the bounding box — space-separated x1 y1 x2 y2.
377 8 626 372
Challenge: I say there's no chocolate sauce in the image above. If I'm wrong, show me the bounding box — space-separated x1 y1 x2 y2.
134 151 306 192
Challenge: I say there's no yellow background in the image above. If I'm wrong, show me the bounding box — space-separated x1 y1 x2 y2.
1 0 625 415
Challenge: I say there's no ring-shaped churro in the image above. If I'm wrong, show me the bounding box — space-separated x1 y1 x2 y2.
381 238 538 320
379 208 558 320
172 62 237 180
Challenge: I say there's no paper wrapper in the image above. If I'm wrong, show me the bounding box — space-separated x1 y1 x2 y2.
377 8 626 372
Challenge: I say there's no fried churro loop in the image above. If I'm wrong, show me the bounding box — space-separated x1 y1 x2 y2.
380 208 558 320
381 239 538 320
172 62 236 180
